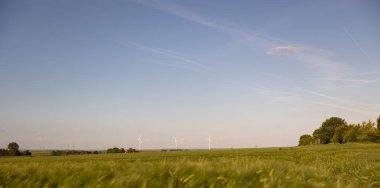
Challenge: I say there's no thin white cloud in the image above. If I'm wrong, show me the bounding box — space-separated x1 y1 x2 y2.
266 45 306 55
130 0 274 43
297 52 353 78
341 70 380 78
315 71 380 89
295 88 377 115
266 45 352 78
310 101 371 115
300 89 345 103
118 41 208 71
321 78 380 84
131 0 369 91
136 0 214 27
275 92 373 115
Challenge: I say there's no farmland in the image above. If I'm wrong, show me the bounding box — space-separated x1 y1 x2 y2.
1 144 380 187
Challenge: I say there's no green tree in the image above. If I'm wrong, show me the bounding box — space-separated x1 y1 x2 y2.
343 124 360 143
313 117 347 144
106 147 125 153
0 149 9 156
358 121 379 143
377 116 380 130
7 142 20 156
298 134 314 146
331 124 348 143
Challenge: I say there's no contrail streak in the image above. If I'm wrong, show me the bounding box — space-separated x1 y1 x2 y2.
343 27 372 63
118 40 209 72
301 89 346 103
322 78 380 84
309 101 372 115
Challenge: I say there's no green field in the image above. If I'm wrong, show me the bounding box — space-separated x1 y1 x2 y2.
1 144 380 187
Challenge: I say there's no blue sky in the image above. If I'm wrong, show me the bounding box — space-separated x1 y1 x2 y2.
0 0 379 149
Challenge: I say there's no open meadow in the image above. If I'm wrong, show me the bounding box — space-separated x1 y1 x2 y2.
1 144 380 187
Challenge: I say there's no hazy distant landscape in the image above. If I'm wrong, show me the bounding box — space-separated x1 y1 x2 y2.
1 116 380 187
1 144 380 187
1 0 379 187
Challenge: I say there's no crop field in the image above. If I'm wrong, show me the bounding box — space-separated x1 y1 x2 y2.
1 144 380 187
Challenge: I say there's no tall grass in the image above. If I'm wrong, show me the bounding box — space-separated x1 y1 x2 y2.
1 143 379 187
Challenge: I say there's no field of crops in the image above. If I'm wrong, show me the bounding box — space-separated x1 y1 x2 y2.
1 143 380 187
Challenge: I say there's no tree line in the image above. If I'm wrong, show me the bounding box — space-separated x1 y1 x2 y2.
1 142 140 157
0 142 31 156
299 116 380 146
51 150 99 156
51 147 139 155
106 147 138 153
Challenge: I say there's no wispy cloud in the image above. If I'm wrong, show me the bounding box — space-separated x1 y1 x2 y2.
118 41 208 72
299 89 345 103
129 0 285 45
130 0 372 93
266 45 306 55
321 78 380 84
266 48 352 80
296 88 377 115
265 44 352 78
130 0 320 56
314 70 380 89
309 101 371 115
263 87 372 115
341 70 380 78
297 51 353 78
130 0 255 38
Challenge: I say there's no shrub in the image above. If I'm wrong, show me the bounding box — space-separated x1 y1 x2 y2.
298 135 315 146
22 150 32 156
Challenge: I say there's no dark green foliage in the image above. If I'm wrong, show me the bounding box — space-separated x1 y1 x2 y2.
51 151 57 156
304 117 380 146
357 121 380 143
0 143 30 156
0 149 8 156
7 142 19 151
331 124 348 143
21 150 32 156
298 135 314 146
126 148 138 153
51 150 97 156
313 117 347 144
377 116 380 130
106 147 125 154
343 124 360 143
7 142 20 156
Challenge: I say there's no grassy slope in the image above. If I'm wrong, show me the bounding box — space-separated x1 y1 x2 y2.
0 144 379 187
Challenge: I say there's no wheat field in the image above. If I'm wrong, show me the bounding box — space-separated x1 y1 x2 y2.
1 143 380 187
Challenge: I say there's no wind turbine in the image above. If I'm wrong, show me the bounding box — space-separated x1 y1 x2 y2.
137 135 142 151
173 137 178 150
207 136 212 150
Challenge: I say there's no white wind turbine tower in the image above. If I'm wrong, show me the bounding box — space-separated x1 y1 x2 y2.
207 136 212 150
173 137 178 150
137 135 142 151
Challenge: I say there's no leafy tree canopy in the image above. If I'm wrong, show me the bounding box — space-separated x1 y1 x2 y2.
313 117 347 144
7 142 19 151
